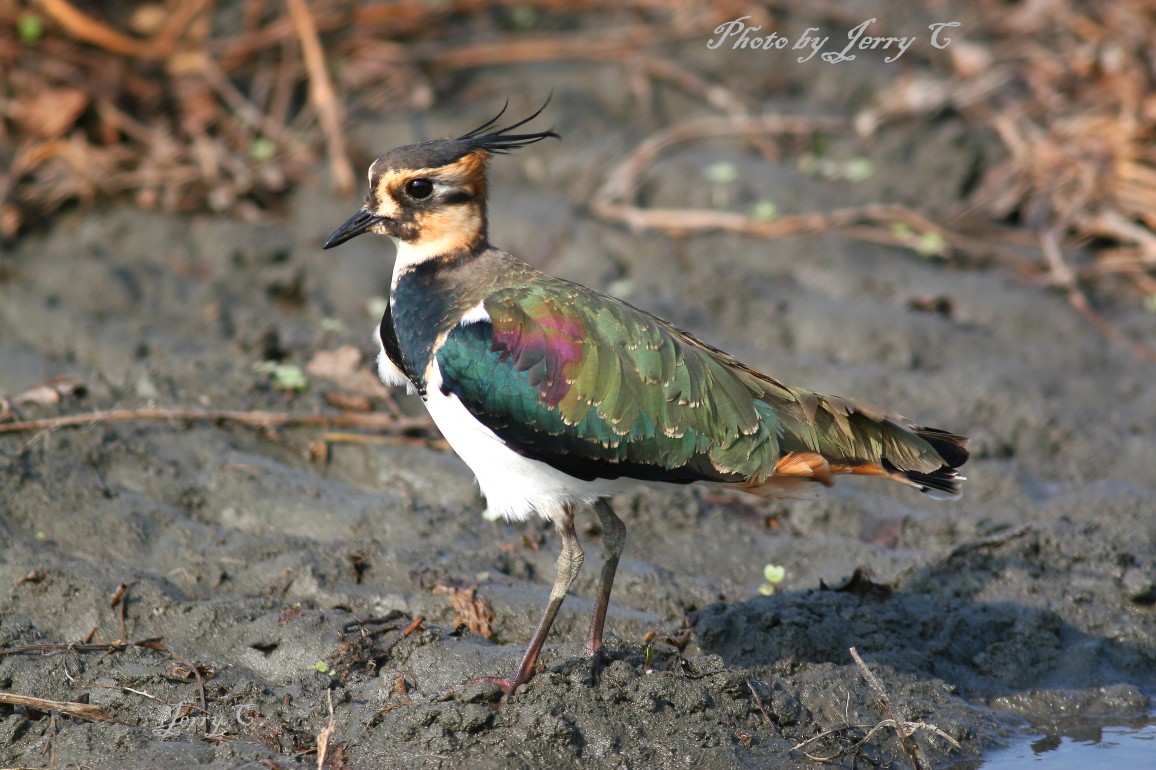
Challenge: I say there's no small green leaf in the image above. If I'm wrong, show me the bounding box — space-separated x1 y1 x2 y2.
749 200 779 222
799 153 874 182
254 361 308 392
313 661 329 674
844 157 875 182
273 365 307 392
366 296 389 319
508 5 538 30
759 563 786 596
702 161 738 185
914 230 947 257
248 137 276 162
889 223 947 258
18 13 44 45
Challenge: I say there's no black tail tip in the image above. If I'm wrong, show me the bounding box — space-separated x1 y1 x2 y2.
916 427 970 469
894 426 970 499
903 467 967 500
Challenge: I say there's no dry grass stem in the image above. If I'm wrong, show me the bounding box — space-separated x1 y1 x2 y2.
0 691 114 722
315 688 337 770
790 648 960 766
0 406 432 437
284 0 353 195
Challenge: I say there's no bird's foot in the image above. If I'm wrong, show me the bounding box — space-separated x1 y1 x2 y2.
587 645 611 684
462 672 531 698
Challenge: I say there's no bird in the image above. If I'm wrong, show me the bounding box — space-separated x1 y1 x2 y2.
323 102 969 696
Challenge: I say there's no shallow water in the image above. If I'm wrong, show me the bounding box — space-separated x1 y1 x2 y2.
980 714 1156 769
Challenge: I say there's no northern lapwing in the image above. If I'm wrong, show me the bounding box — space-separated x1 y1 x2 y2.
324 103 969 695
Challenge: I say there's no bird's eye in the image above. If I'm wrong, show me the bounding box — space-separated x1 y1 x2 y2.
405 178 434 199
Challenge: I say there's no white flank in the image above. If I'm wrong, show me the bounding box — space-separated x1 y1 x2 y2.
459 301 490 325
373 322 411 389
422 361 629 525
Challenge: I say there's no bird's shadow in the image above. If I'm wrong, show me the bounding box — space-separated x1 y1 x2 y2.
690 541 1156 711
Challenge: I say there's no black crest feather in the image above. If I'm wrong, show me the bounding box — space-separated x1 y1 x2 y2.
456 96 560 153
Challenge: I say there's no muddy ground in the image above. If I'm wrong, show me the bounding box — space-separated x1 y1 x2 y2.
2 6 1155 770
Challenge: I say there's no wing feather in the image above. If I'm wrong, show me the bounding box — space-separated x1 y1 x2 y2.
434 276 966 492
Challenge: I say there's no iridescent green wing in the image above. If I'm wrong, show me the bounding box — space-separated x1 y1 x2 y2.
436 277 963 489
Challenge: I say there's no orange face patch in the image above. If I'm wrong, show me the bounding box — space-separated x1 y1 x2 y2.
410 202 484 255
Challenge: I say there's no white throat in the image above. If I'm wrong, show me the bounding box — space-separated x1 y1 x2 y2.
389 238 441 289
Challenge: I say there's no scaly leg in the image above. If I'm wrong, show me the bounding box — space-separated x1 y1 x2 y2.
470 504 584 696
586 498 626 667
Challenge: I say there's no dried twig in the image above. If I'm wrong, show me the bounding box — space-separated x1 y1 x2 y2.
1038 227 1156 361
167 647 209 726
850 646 929 769
110 582 130 644
0 640 169 657
790 648 961 766
32 0 195 59
371 700 414 721
401 615 426 637
0 690 114 722
0 406 431 436
590 112 972 258
746 680 774 726
284 0 353 195
942 524 1032 562
595 114 849 203
316 688 337 770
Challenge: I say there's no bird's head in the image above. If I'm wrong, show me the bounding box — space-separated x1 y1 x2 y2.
324 101 558 258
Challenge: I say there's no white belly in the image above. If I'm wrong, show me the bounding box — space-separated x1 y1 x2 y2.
421 361 628 525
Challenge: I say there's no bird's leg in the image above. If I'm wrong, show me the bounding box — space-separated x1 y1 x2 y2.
470 504 583 696
586 498 626 669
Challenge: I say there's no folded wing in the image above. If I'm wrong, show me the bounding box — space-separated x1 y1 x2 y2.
435 278 967 496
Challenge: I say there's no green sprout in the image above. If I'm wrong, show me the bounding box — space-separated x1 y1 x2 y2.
253 361 308 392
366 296 389 319
759 563 786 596
248 137 276 163
889 223 948 258
844 157 876 182
749 200 780 222
18 14 44 45
508 5 538 30
702 161 739 185
797 154 874 183
313 661 329 674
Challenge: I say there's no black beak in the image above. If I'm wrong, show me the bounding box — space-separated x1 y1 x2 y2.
323 208 385 249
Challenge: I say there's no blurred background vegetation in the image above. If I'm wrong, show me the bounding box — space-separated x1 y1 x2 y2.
2 0 1155 351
